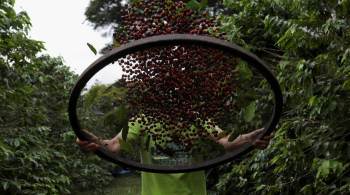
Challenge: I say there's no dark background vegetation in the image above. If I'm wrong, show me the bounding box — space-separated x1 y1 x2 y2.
1 0 349 194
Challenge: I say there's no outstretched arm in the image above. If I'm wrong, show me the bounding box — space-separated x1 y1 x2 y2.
76 131 122 154
215 128 273 151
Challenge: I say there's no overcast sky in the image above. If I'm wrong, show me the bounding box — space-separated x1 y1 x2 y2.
15 0 122 86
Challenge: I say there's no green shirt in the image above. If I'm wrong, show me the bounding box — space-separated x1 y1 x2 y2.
126 122 207 195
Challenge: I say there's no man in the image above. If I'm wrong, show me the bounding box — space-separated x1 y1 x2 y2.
76 123 272 195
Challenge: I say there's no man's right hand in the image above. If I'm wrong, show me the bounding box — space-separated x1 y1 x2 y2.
76 138 101 153
76 130 121 154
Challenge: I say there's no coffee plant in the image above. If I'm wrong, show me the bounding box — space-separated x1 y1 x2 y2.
0 1 114 194
212 0 350 194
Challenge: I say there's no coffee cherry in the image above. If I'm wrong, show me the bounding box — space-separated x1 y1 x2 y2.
114 0 237 150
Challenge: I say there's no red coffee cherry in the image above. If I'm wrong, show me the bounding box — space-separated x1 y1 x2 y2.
114 0 237 149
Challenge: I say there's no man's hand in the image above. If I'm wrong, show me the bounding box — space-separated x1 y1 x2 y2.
76 130 121 154
241 128 273 150
216 127 273 151
76 138 101 153
75 129 105 153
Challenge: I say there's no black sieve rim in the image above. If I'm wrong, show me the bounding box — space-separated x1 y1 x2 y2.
68 34 283 173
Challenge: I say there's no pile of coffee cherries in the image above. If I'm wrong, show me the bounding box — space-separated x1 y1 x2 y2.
114 0 238 150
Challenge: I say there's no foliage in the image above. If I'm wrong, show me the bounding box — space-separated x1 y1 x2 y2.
85 0 225 30
87 42 98 55
85 0 227 53
0 1 113 194
80 82 129 139
3 0 349 194
213 0 350 194
85 0 128 30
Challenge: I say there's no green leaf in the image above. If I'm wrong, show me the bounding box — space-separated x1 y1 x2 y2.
341 48 350 65
300 184 312 195
270 155 281 164
316 160 329 179
11 181 21 190
342 80 350 91
2 181 9 190
145 135 151 151
327 101 337 112
256 184 266 191
186 0 202 10
62 131 75 142
9 0 15 6
115 105 128 124
238 61 253 80
308 96 317 106
243 102 256 122
87 42 97 55
38 76 44 83
122 123 129 141
114 124 124 135
14 139 20 147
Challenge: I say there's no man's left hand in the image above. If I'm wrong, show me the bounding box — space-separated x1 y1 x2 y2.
242 128 273 150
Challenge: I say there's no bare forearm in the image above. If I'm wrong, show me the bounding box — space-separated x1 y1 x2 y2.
77 130 122 154
216 128 271 151
217 135 250 151
103 134 122 154
210 126 250 151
